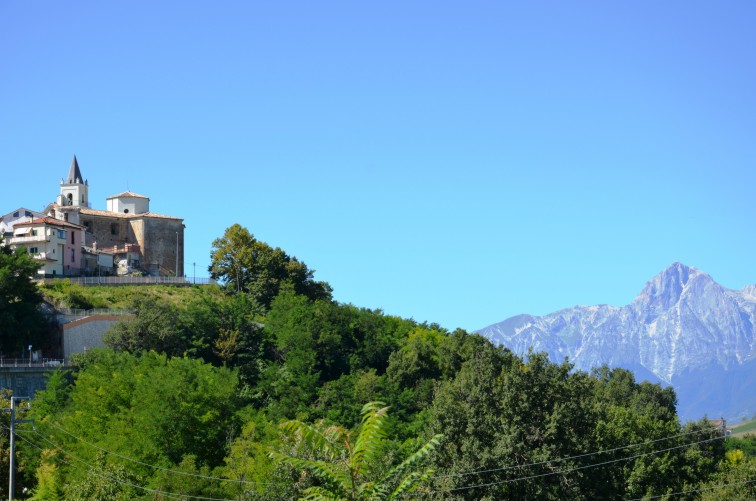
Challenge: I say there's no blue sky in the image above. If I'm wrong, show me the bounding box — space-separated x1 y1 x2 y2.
2 1 755 331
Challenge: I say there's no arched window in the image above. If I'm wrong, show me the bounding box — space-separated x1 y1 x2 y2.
67 193 73 205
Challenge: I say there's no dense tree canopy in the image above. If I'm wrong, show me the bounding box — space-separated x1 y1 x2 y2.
208 224 332 308
0 237 48 352
16 229 747 499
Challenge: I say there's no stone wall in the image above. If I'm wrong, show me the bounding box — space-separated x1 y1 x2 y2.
143 218 184 276
80 212 131 249
0 367 56 398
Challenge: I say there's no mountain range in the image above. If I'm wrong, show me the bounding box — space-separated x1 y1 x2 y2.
476 262 756 421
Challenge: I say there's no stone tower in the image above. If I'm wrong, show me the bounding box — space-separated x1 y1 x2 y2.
57 155 89 208
55 155 89 224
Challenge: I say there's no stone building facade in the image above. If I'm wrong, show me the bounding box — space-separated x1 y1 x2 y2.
44 156 185 276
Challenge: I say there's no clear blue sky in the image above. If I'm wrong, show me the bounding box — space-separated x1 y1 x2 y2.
2 1 755 331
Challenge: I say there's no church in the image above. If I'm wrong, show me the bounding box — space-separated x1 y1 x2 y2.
4 156 184 278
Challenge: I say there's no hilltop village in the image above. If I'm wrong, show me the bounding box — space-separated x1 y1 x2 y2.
1 156 184 278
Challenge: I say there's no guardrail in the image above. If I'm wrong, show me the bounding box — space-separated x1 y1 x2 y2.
37 276 216 286
56 308 134 317
0 359 65 368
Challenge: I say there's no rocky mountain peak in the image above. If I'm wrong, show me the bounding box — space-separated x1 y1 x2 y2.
633 262 717 312
476 263 756 420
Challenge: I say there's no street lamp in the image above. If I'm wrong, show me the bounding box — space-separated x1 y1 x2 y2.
193 262 196 284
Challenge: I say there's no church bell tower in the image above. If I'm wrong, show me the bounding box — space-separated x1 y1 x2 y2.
57 155 89 209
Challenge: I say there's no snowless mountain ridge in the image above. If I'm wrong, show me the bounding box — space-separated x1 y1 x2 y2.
477 262 756 385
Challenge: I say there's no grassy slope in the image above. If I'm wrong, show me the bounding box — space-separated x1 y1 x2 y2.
39 279 225 310
731 419 756 437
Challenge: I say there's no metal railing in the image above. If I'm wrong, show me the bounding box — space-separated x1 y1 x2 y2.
37 276 216 286
56 308 134 317
0 359 65 368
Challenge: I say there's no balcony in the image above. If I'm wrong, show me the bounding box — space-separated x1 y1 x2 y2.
32 252 57 262
8 235 50 245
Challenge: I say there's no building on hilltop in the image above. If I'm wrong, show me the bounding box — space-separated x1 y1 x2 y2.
0 208 46 239
0 155 186 278
2 156 185 277
8 217 84 277
43 155 185 277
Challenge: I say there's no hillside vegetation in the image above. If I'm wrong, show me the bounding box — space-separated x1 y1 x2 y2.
2 225 754 500
40 280 218 310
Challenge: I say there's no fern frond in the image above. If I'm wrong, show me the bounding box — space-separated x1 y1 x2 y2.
268 449 352 494
280 419 345 459
381 434 442 487
301 485 348 501
352 402 389 475
389 467 435 499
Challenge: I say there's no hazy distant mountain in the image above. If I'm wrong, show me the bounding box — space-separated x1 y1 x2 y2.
477 263 756 421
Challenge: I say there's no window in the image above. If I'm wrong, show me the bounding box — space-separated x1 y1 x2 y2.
13 211 19 217
29 247 38 254
24 211 32 217
67 193 73 204
111 223 119 235
71 248 75 263
71 231 75 244
124 209 129 214
58 230 66 239
31 229 37 236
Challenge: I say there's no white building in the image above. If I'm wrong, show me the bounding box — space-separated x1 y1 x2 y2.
0 208 45 239
8 217 85 277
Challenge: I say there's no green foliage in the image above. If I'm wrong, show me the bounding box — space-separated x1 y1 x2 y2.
62 453 142 500
697 454 756 500
14 235 738 500
104 296 184 355
29 350 241 496
41 279 105 309
270 402 442 500
209 224 332 307
726 435 756 457
0 239 48 351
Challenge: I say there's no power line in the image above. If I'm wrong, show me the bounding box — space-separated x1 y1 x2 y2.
33 420 282 487
624 477 756 500
12 425 237 501
432 435 726 494
431 425 721 480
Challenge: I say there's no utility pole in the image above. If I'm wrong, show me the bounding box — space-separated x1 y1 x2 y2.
2 396 33 500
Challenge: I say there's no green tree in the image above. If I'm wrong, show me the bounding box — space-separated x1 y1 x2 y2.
208 224 331 308
30 350 241 494
0 237 48 352
269 402 442 501
103 296 185 356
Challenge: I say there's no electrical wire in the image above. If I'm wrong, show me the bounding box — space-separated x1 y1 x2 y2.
33 419 283 487
624 477 756 501
11 425 237 501
431 425 722 479
431 435 726 494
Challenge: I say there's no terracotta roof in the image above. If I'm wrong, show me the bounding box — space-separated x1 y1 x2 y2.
79 208 182 221
67 155 84 184
106 191 149 200
15 217 85 229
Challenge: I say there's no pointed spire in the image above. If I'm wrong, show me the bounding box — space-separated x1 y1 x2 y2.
67 155 83 184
